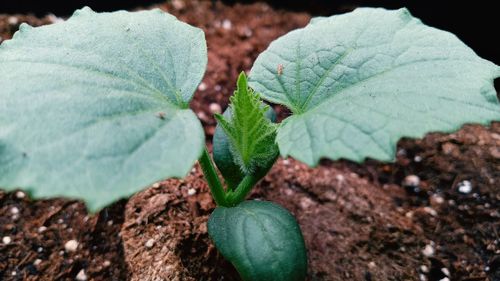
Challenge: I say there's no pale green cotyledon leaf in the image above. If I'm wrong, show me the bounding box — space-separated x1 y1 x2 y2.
0 7 207 211
248 7 500 166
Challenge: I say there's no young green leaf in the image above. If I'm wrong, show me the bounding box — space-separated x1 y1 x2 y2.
215 72 278 175
213 106 277 189
208 200 307 281
0 7 207 211
213 108 245 189
249 8 500 166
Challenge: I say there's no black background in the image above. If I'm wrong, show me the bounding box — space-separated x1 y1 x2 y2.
0 0 498 65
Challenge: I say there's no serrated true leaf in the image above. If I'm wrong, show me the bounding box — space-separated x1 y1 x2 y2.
213 106 277 189
215 72 278 175
248 8 500 166
0 7 207 211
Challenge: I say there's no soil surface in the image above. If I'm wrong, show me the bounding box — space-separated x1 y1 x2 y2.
1 1 499 280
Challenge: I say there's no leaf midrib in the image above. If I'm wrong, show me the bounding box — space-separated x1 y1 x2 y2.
295 57 482 115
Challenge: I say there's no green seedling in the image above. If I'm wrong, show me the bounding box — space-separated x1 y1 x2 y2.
1 7 498 281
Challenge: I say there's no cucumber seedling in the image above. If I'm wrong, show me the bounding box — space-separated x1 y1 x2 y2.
1 7 499 281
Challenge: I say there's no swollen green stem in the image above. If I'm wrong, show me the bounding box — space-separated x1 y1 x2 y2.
199 147 228 206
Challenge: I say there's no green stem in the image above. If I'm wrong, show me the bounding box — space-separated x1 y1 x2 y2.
226 174 261 206
199 147 228 206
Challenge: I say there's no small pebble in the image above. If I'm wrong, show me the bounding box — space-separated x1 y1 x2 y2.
222 19 232 30
403 175 420 187
209 103 222 114
368 261 376 268
198 82 207 91
64 240 79 252
457 180 472 194
33 259 42 266
2 236 12 245
15 191 26 199
76 269 88 281
414 155 422 162
420 265 429 273
145 238 155 249
152 182 160 188
422 244 435 257
419 273 427 281
103 260 111 267
187 188 196 196
38 226 47 233
37 247 44 253
11 271 17 276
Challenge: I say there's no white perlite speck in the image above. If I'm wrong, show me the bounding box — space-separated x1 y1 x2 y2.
145 238 155 249
15 191 26 199
198 82 207 91
209 103 222 114
222 19 232 30
2 236 12 245
441 267 450 276
403 175 420 187
10 207 19 215
7 16 18 25
422 244 435 257
76 269 88 281
187 188 197 196
64 240 79 252
457 180 472 194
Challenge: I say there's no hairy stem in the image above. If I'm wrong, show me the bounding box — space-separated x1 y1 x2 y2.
225 174 261 206
199 147 228 206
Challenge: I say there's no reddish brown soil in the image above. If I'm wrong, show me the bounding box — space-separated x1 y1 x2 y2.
1 1 499 280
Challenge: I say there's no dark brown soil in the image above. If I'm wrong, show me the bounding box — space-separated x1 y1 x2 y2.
1 1 499 280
